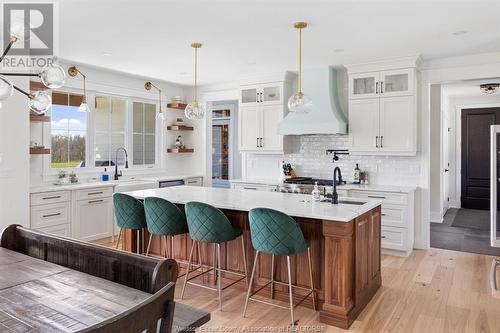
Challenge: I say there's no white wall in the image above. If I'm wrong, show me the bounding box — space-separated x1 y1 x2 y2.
30 61 204 186
430 84 443 222
0 76 30 230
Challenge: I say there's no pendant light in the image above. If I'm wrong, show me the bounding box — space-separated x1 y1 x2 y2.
185 43 206 120
144 81 165 121
68 66 90 113
288 22 312 113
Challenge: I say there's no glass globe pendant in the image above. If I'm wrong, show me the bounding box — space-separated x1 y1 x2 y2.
185 43 206 120
0 75 14 101
29 91 52 114
68 66 90 113
40 59 66 89
288 22 312 113
144 81 165 121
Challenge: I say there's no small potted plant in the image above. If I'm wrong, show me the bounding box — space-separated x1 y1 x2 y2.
57 170 69 185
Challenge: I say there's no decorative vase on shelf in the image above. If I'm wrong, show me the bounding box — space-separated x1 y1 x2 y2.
175 135 184 149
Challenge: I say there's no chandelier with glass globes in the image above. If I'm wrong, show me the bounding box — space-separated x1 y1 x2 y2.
0 22 65 114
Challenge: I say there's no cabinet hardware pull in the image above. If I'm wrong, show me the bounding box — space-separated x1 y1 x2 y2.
88 199 104 204
260 92 263 103
43 195 61 200
257 138 259 148
381 235 387 239
256 92 259 103
260 138 263 147
381 213 386 216
376 82 379 94
380 136 383 148
380 81 384 93
88 191 103 195
42 213 61 218
375 136 379 148
243 187 257 190
368 195 386 199
491 259 500 294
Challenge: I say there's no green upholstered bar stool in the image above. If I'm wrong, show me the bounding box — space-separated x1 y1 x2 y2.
243 207 316 325
143 197 189 258
181 201 248 311
113 193 147 254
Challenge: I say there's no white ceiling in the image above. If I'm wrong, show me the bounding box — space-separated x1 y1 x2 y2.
59 0 500 86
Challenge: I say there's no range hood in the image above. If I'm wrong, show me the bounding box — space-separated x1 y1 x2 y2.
277 66 347 135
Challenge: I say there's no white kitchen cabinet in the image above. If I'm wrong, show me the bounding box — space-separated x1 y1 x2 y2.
37 223 71 237
240 83 282 106
349 99 380 152
379 96 414 153
346 58 419 156
239 105 284 152
74 196 114 242
239 106 261 150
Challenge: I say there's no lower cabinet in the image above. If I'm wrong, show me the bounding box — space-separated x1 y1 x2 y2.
30 185 115 242
73 196 114 241
231 182 277 191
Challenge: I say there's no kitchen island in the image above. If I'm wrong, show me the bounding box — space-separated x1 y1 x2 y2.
123 186 382 329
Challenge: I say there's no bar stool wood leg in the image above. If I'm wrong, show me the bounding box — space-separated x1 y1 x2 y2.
213 245 217 285
115 228 123 249
145 234 153 256
197 242 204 275
181 241 196 299
216 243 222 311
171 236 175 258
270 254 275 299
243 251 259 317
286 256 294 326
307 247 316 310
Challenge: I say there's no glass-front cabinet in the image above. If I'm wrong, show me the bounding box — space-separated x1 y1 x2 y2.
240 83 282 106
349 68 414 99
349 72 380 99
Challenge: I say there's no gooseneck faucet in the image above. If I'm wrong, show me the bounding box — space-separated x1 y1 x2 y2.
114 147 129 180
332 167 342 205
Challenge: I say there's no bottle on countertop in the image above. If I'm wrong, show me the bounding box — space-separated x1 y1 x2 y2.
102 168 109 182
353 163 361 184
312 181 321 201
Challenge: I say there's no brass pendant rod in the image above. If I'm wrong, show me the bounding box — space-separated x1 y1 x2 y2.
0 37 17 63
194 46 198 103
298 27 302 94
13 84 31 97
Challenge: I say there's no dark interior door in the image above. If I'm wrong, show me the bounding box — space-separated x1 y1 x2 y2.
461 108 500 209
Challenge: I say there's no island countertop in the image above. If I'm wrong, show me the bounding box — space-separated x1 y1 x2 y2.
124 185 381 222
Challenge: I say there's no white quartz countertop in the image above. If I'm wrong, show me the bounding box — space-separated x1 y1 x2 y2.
230 178 280 186
124 186 382 222
30 174 204 194
337 183 416 193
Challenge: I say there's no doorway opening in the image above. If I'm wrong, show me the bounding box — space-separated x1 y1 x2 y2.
430 80 500 255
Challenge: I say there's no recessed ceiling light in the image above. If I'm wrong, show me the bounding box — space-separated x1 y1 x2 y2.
452 30 468 36
180 71 188 75
247 62 257 65
334 49 344 53
102 52 112 57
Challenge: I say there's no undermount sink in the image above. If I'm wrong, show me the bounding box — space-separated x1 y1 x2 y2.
320 199 366 205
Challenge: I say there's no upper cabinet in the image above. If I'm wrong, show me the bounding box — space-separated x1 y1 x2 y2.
346 57 420 156
238 76 293 153
240 83 283 107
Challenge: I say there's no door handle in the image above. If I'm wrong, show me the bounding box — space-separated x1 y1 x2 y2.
444 169 450 172
491 259 500 294
260 92 263 103
380 136 383 148
380 81 384 93
260 138 263 147
376 82 379 94
256 138 259 148
375 136 379 148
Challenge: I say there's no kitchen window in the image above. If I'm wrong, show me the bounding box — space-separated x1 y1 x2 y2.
132 101 156 165
50 92 87 169
94 96 127 167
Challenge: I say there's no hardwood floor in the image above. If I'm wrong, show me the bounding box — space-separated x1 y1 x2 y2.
94 237 500 332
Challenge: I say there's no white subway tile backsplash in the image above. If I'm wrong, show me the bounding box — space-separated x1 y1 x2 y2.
244 135 421 186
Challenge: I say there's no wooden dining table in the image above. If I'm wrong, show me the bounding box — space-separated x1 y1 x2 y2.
0 246 209 332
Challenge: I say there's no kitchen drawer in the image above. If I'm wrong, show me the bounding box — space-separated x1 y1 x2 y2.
31 191 71 206
37 223 71 238
349 190 407 205
232 183 272 191
185 177 203 187
381 204 408 228
381 226 408 251
75 186 113 201
31 202 71 229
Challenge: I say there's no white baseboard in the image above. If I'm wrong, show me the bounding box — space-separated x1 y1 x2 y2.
430 211 444 223
449 200 460 209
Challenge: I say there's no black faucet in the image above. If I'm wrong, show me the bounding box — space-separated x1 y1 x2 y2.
114 147 129 180
332 167 343 204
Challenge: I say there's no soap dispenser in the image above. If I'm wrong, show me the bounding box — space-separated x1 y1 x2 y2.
102 168 109 182
312 181 321 201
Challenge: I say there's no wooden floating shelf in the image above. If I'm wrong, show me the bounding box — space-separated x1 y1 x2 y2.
167 125 194 131
167 148 194 153
30 147 50 155
167 102 187 110
30 115 50 122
